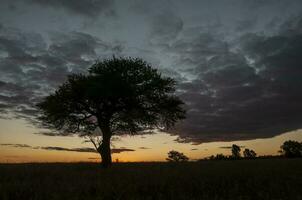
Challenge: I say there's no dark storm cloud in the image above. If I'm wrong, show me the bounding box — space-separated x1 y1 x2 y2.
235 18 258 32
128 0 175 15
1 0 302 144
48 32 101 66
164 32 229 72
0 25 124 120
149 11 183 45
161 14 302 143
28 0 116 17
278 15 302 36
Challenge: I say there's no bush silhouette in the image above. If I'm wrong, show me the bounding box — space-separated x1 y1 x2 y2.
243 148 257 158
166 150 189 162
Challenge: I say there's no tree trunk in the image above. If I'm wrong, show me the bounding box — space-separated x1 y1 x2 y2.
97 124 112 168
99 135 112 168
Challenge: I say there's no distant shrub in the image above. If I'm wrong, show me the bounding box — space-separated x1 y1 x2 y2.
243 148 257 158
166 150 189 162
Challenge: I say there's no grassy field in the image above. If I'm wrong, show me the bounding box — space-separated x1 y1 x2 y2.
0 159 302 200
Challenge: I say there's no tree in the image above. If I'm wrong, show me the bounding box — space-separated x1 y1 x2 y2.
280 140 302 158
231 144 241 159
243 148 257 158
37 57 186 167
166 150 189 162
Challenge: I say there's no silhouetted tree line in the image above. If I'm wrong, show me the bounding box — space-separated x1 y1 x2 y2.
208 144 257 160
206 140 302 161
166 140 302 162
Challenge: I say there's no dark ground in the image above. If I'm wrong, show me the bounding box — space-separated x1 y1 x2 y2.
0 159 302 200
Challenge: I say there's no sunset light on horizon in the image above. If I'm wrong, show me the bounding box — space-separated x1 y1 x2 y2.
1 118 301 163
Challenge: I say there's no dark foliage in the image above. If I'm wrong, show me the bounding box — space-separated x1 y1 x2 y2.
208 144 258 160
166 150 189 162
243 148 257 158
232 144 241 159
280 140 302 158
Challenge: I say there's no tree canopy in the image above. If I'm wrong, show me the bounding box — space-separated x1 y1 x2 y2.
166 150 189 162
37 57 186 167
280 140 302 158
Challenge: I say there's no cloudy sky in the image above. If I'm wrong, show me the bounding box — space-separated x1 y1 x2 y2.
1 0 302 162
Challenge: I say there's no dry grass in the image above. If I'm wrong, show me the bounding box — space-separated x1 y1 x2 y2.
1 159 302 200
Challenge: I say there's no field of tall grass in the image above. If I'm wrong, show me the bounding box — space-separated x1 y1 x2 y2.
1 159 302 200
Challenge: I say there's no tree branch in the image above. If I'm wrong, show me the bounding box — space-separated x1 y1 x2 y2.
87 136 99 151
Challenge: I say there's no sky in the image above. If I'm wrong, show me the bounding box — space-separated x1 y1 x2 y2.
1 0 302 162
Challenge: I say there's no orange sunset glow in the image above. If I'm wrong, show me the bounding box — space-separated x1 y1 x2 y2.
1 118 301 163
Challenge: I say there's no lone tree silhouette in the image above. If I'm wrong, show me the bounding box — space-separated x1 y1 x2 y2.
166 150 189 162
37 57 186 167
231 144 241 159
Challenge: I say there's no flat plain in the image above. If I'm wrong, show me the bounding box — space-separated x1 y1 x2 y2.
1 159 302 200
